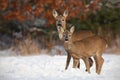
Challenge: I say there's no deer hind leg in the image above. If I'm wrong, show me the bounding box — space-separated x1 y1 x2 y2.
95 52 104 75
96 56 104 74
89 57 93 68
73 58 79 68
77 61 80 69
65 52 71 70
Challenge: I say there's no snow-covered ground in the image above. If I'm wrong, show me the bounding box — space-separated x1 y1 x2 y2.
0 50 120 80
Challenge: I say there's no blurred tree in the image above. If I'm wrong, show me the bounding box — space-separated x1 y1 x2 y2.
0 0 102 50
0 0 102 26
0 0 120 52
68 1 120 48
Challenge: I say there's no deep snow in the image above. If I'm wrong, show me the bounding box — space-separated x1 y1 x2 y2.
0 51 120 80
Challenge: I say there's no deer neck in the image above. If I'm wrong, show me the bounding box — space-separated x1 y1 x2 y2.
63 22 66 30
64 39 73 50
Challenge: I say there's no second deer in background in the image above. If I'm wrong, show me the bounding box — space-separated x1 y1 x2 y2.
53 9 95 71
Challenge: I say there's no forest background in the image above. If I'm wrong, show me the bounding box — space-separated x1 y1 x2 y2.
0 0 120 55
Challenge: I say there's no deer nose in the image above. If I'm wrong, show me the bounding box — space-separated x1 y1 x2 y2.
65 38 68 41
57 21 62 26
57 24 62 26
65 36 68 41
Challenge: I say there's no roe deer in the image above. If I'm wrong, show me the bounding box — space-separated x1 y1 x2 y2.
60 26 107 74
53 9 94 71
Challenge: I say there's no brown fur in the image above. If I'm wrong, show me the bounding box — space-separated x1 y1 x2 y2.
53 9 94 71
61 26 107 74
63 30 95 70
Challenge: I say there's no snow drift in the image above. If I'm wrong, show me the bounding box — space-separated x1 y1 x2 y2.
0 52 120 80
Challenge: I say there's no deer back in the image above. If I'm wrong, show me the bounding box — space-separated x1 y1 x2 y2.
72 30 95 42
72 36 107 56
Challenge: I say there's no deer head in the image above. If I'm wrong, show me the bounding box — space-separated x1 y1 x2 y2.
53 9 68 39
53 9 68 29
60 26 75 42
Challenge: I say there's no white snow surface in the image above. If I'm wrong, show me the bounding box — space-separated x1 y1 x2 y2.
0 51 120 80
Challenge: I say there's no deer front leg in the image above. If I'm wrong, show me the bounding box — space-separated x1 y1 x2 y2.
83 57 90 73
65 52 71 70
73 58 79 68
82 57 91 73
83 57 93 72
93 55 98 74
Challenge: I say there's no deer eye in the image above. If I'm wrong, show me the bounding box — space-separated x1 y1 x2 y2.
68 34 71 37
63 34 67 38
63 34 66 37
62 19 64 21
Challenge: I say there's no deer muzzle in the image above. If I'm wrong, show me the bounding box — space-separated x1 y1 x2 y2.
57 23 62 26
65 36 69 41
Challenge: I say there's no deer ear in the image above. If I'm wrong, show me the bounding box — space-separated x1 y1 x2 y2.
53 9 58 18
63 10 68 18
70 26 75 33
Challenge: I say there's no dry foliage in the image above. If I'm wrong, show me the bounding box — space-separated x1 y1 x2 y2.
19 37 41 56
12 36 41 56
0 0 102 26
